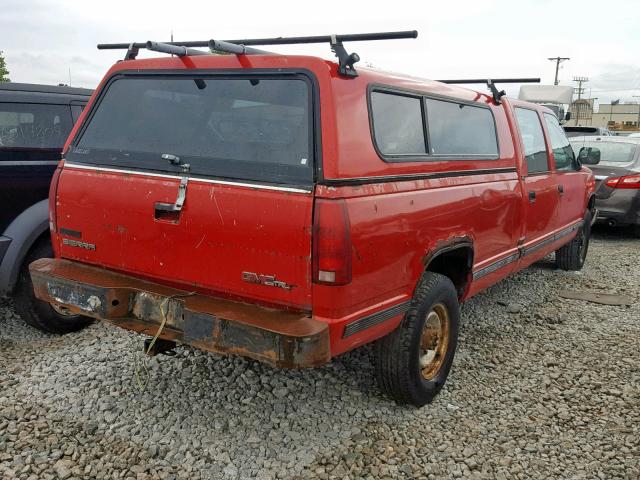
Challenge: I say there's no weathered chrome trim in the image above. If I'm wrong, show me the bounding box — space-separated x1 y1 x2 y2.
0 161 59 166
63 162 313 194
342 301 412 338
472 252 519 281
522 221 583 256
472 221 584 280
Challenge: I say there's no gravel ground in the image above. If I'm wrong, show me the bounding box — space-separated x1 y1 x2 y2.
1 226 638 480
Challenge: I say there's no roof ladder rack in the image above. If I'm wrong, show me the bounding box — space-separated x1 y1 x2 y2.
437 78 541 104
330 35 360 78
146 41 210 57
97 30 418 78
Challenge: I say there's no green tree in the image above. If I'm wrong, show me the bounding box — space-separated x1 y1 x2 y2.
0 51 10 82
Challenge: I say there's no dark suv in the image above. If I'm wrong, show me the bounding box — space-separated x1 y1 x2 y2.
0 82 93 332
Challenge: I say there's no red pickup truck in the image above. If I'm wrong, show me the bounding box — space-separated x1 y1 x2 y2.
30 34 597 406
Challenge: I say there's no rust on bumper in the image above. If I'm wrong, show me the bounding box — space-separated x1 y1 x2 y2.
30 258 330 368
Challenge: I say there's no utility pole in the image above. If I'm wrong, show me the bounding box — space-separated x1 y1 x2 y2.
573 76 588 100
548 57 570 85
589 98 598 126
572 76 589 125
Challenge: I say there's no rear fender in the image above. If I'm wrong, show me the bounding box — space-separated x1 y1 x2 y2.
421 237 474 300
0 200 49 294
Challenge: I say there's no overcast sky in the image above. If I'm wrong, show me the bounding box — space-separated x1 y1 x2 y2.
2 0 639 105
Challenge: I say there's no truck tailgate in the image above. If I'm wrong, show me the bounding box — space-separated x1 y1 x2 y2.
55 165 313 309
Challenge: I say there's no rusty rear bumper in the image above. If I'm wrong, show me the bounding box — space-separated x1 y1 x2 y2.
29 258 330 368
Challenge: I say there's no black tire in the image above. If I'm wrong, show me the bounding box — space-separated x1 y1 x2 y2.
376 272 459 407
13 238 93 334
555 209 592 271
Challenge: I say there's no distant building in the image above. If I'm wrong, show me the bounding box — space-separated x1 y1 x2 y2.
567 99 594 126
565 101 640 132
591 103 640 132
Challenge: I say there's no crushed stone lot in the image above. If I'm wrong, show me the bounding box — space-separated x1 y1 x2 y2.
1 227 638 480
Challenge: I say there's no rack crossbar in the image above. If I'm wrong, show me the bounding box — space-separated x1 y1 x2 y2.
437 78 541 84
97 30 418 50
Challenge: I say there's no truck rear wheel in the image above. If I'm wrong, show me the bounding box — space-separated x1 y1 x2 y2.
376 272 459 407
555 209 592 271
13 239 93 334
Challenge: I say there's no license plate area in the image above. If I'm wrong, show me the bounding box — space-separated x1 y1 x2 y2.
47 282 108 316
132 292 186 329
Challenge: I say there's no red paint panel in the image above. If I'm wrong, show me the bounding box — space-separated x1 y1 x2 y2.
55 167 313 309
556 169 592 228
521 173 560 243
313 176 522 336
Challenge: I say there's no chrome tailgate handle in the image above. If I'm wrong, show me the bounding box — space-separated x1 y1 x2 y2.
155 176 188 212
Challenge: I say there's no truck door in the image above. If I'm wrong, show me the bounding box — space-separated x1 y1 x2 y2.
513 107 560 253
542 113 585 228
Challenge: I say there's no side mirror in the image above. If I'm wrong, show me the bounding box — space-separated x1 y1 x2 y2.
564 111 571 121
578 146 601 165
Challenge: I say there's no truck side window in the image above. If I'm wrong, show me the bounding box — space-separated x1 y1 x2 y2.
425 99 498 157
543 113 576 171
514 108 549 174
370 91 426 156
0 103 73 149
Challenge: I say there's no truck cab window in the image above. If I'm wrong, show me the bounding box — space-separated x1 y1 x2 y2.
425 98 498 157
514 107 549 174
543 113 575 171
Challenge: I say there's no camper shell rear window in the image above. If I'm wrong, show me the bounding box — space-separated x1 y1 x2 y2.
68 73 315 186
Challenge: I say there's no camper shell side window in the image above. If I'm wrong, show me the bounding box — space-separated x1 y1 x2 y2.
368 85 500 163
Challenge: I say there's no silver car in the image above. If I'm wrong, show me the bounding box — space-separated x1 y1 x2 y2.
570 136 640 237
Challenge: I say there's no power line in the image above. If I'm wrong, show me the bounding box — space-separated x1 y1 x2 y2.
573 76 589 99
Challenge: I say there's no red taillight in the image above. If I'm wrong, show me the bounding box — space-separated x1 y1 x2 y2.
313 199 352 285
49 160 64 256
48 163 63 232
605 174 640 189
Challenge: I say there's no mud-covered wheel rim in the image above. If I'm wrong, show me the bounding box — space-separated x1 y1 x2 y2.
419 303 450 380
